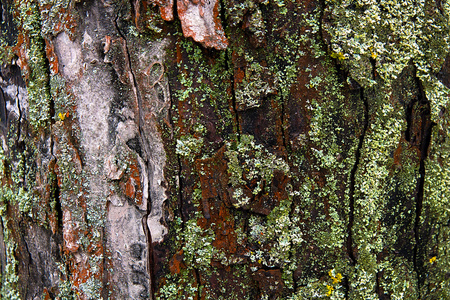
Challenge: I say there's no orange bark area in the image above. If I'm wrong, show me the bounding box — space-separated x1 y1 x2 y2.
39 4 78 38
169 249 185 274
45 39 59 74
120 156 143 205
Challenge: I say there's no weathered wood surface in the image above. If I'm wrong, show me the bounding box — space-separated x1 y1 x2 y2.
0 0 449 299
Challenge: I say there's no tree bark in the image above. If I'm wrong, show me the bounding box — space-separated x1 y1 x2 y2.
0 0 450 299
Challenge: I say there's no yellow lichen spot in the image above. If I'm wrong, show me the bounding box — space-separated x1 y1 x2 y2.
330 51 347 61
429 256 437 264
333 272 343 284
58 112 69 121
329 269 343 284
326 285 334 297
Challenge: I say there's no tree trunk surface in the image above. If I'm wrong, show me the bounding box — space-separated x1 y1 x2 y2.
0 0 450 299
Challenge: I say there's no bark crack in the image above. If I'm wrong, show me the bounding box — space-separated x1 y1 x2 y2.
113 11 155 300
14 84 22 145
0 86 7 134
412 73 434 297
347 86 369 266
225 48 241 141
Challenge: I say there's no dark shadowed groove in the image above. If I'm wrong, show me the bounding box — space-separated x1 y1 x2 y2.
412 73 434 297
194 267 202 299
0 218 5 291
227 48 241 141
101 226 109 300
342 85 368 298
347 87 369 265
113 11 155 300
176 155 186 226
219 0 240 141
0 86 7 134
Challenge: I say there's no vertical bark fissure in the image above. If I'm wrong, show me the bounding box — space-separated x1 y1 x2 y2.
218 0 240 141
194 267 202 299
0 86 7 134
226 48 240 141
176 156 185 224
347 87 369 265
113 13 155 300
101 226 109 300
412 75 434 297
280 95 288 152
14 84 22 144
0 217 5 292
21 230 32 297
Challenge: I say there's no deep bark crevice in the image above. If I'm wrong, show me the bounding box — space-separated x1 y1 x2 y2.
226 49 240 141
0 86 7 134
21 228 32 298
194 267 202 299
113 12 155 299
176 156 186 225
347 86 369 267
14 84 22 145
412 73 434 297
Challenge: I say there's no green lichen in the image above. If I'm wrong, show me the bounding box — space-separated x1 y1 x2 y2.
0 218 20 300
235 61 275 110
175 135 204 161
421 123 450 298
181 215 218 268
225 134 289 208
38 0 77 38
325 0 449 87
51 74 76 121
16 0 51 129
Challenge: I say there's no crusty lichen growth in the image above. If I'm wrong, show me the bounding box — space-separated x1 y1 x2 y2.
319 0 450 297
325 0 449 87
16 0 51 129
37 0 78 38
225 134 289 208
0 215 20 300
422 123 450 298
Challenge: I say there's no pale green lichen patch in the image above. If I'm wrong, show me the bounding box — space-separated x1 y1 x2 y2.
38 0 78 38
235 61 275 111
421 124 450 297
180 215 217 267
420 77 450 123
225 134 289 208
0 218 21 300
175 135 204 162
16 0 51 129
290 269 345 299
51 74 76 121
348 78 425 298
325 0 450 87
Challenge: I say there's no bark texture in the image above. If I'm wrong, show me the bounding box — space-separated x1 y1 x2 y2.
0 0 450 299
